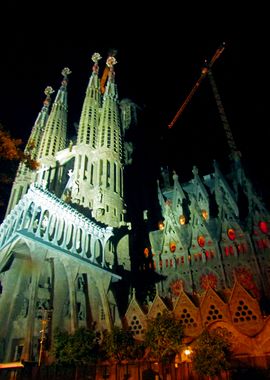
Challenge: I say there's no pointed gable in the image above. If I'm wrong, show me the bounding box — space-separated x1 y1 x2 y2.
200 287 230 326
124 292 147 340
229 281 264 336
147 294 168 319
173 290 201 336
38 68 71 159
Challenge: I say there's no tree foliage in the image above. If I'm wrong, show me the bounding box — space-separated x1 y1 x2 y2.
0 124 39 170
0 124 39 213
144 310 184 363
101 326 145 362
192 328 233 378
51 326 101 366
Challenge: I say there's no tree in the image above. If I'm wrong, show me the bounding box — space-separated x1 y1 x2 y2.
52 326 101 366
144 310 184 364
101 326 145 362
0 124 39 216
0 124 39 170
192 328 233 379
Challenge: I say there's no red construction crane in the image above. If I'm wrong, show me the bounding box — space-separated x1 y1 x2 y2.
168 42 226 129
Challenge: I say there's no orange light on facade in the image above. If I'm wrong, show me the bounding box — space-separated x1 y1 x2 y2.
197 235 205 247
144 248 149 258
202 209 208 220
179 214 186 225
158 221 165 230
170 242 176 252
227 228 236 241
259 221 268 234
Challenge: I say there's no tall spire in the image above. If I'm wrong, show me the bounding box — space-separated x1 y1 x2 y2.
70 54 126 227
5 87 54 216
38 67 71 159
76 53 102 147
70 53 102 212
94 56 125 226
27 86 55 160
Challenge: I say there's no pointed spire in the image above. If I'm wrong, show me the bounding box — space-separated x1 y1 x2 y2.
75 53 102 149
54 67 71 106
91 52 102 74
5 86 54 216
38 68 71 158
28 86 54 153
85 52 102 91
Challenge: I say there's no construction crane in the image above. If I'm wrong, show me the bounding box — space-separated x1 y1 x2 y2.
207 68 241 160
168 42 226 129
100 48 118 94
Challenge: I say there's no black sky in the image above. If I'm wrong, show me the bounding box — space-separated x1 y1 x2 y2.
0 4 269 222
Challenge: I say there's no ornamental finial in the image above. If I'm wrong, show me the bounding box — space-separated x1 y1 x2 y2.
106 56 117 80
43 86 54 107
106 56 117 68
91 52 102 73
61 67 72 78
44 86 54 97
91 52 102 63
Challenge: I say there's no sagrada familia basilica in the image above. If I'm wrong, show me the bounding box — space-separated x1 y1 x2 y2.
1 52 270 367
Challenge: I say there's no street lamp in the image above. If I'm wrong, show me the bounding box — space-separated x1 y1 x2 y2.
183 348 192 358
182 346 192 380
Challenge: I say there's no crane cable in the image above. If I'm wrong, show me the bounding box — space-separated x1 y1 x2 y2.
168 42 226 129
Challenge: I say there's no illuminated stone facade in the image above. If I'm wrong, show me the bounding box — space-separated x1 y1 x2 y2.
124 161 270 364
0 55 135 362
149 163 270 300
1 51 270 368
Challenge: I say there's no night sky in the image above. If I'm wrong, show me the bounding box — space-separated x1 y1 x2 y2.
0 4 268 224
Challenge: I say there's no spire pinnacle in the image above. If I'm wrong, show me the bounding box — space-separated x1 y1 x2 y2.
91 52 102 74
106 56 117 79
44 86 54 96
43 86 54 107
61 67 72 87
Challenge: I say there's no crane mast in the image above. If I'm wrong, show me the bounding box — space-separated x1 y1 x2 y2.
168 42 225 129
207 69 241 160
